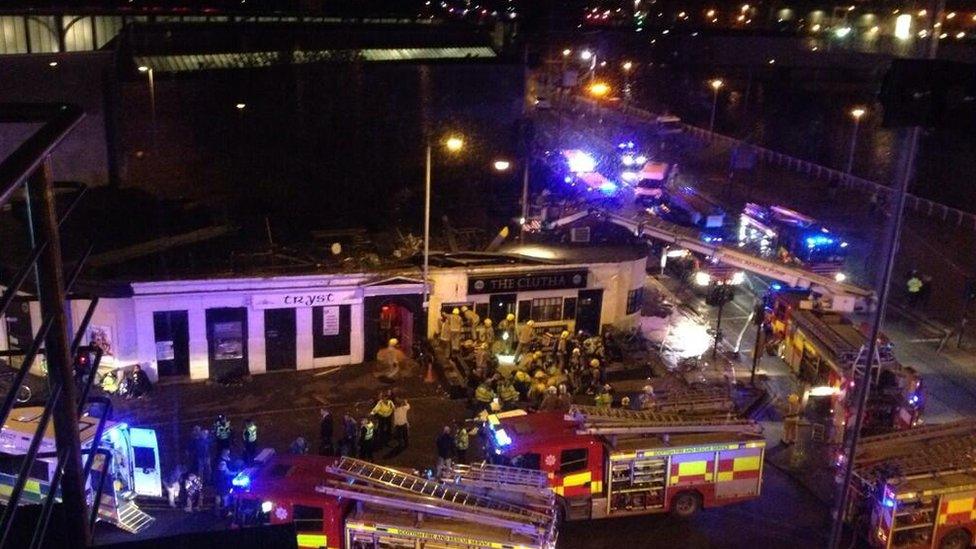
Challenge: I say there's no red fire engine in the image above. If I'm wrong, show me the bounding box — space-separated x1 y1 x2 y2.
232 455 558 549
848 420 976 548
484 405 766 521
769 292 924 433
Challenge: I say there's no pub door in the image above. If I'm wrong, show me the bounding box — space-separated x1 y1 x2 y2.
153 310 189 377
206 308 248 382
575 289 604 336
488 293 517 325
264 308 296 371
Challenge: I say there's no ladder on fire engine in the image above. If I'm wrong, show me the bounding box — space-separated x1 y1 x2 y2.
325 458 553 535
851 344 883 385
854 420 976 478
446 462 551 494
566 405 762 435
653 386 734 414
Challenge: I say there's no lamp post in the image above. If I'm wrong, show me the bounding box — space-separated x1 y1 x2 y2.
581 49 597 83
423 135 464 311
493 159 529 240
709 78 724 133
846 107 866 174
622 60 633 101
138 66 156 147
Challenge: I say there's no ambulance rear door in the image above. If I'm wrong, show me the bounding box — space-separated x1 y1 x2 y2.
127 428 162 497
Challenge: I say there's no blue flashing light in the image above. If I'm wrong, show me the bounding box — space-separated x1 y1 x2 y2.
882 497 896 508
908 393 921 406
840 242 849 248
621 171 638 182
627 141 635 149
599 182 618 195
618 142 627 149
805 234 836 248
494 427 513 447
621 154 635 166
563 176 573 184
635 155 647 165
566 151 597 173
232 471 251 489
771 283 783 291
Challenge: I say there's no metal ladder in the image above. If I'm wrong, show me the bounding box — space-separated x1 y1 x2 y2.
851 344 883 385
856 420 976 456
328 458 551 524
114 501 155 534
448 462 550 491
565 405 761 435
856 433 976 479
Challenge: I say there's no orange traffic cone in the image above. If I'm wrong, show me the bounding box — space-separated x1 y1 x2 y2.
424 360 436 384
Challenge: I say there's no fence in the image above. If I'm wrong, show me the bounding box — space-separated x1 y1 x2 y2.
570 95 976 233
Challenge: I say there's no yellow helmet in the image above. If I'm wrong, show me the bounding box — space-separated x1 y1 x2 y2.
452 308 460 315
461 305 469 312
388 338 398 347
788 393 800 404
506 313 515 321
590 358 600 367
561 331 569 338
484 318 492 326
534 351 543 359
526 320 535 326
533 370 546 379
515 371 530 381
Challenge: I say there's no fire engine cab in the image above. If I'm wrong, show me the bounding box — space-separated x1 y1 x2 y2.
769 292 924 434
232 455 558 549
849 420 976 548
485 405 766 522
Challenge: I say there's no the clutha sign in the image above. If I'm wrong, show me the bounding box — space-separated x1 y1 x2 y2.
467 270 588 295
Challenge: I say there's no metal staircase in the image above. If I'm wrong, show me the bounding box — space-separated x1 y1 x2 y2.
321 458 554 541
565 405 762 435
113 501 155 534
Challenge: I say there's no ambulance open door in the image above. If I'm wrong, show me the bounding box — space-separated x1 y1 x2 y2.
127 428 162 497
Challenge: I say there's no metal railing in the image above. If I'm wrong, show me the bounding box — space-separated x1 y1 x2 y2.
569 95 976 233
0 103 93 548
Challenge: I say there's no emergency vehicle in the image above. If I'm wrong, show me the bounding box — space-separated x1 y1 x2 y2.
739 203 848 278
232 455 558 549
769 292 924 433
631 161 675 204
0 407 160 533
848 420 976 548
485 405 766 522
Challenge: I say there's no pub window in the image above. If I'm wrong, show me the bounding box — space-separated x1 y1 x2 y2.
517 300 532 323
626 288 644 315
531 298 563 322
312 305 351 357
562 298 577 320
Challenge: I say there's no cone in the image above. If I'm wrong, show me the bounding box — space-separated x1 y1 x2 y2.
424 361 436 384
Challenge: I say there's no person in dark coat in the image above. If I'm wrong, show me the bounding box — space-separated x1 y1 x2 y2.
319 409 335 456
435 426 454 477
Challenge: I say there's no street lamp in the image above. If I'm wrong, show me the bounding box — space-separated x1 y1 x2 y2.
493 160 511 171
846 107 866 174
588 81 611 98
423 135 465 310
581 49 597 83
138 65 156 146
709 79 724 133
562 48 571 57
622 61 633 71
235 103 247 110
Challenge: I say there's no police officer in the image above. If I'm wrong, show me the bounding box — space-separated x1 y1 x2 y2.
454 424 470 464
242 418 258 464
595 385 613 408
359 417 376 460
371 391 395 446
906 271 923 308
213 414 232 455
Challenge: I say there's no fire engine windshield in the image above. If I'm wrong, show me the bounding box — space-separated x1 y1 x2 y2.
496 452 540 470
234 498 272 527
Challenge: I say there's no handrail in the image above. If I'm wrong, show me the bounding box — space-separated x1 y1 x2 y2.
0 104 83 208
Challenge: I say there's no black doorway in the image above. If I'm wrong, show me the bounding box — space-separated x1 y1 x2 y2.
264 308 296 371
575 289 604 336
206 308 248 382
153 310 189 377
488 293 517 325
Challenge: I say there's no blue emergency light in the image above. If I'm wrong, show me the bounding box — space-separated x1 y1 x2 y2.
493 428 513 447
232 471 251 489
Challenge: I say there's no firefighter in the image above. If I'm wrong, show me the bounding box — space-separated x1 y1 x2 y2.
637 385 656 410
514 369 531 398
454 424 470 464
499 313 517 353
100 370 119 394
539 386 560 410
242 418 258 464
619 396 632 409
475 380 496 412
528 371 549 403
595 384 613 408
462 306 480 337
587 359 602 393
496 377 519 408
449 308 464 351
568 348 584 392
515 320 536 361
371 391 395 447
213 414 232 455
783 393 801 444
556 384 573 411
557 331 570 370
906 271 923 307
476 318 495 347
359 417 376 460
438 312 453 354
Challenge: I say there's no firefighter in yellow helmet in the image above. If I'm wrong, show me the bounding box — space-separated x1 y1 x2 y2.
587 358 602 394
783 393 801 444
449 308 463 352
513 369 531 399
476 318 494 347
496 376 520 409
497 313 516 354
475 380 496 412
556 330 570 370
595 384 613 408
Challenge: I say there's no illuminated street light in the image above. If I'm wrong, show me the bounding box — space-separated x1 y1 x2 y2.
562 48 571 56
709 79 724 133
493 159 511 171
588 82 611 97
580 49 593 60
846 107 866 174
48 61 58 67
236 103 246 110
423 133 466 309
622 61 633 71
445 136 464 152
